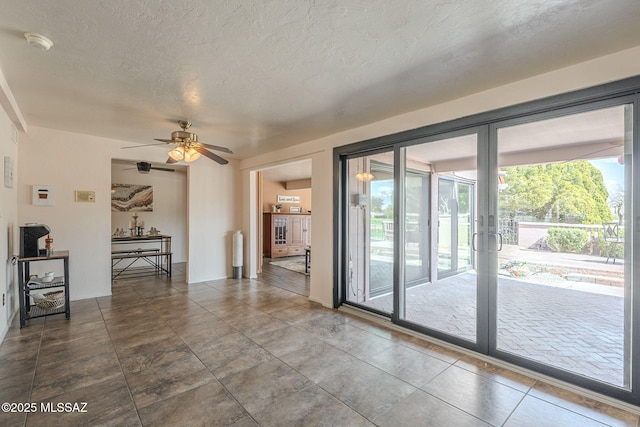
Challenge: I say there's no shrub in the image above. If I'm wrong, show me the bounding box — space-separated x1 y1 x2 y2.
546 228 589 253
594 233 624 259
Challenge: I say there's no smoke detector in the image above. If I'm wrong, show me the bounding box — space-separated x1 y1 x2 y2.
24 32 54 50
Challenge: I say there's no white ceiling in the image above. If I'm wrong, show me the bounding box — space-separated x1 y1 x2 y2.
2 1 640 176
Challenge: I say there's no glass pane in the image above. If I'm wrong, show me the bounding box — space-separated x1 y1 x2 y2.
438 179 454 274
457 183 473 268
405 170 429 284
496 105 632 387
401 134 478 343
346 152 394 314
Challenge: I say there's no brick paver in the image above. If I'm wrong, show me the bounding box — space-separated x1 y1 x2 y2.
363 270 626 386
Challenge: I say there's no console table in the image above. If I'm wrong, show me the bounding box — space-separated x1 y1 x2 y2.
111 235 172 280
17 250 70 328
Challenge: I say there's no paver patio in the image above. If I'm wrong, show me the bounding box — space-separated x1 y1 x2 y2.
360 247 627 386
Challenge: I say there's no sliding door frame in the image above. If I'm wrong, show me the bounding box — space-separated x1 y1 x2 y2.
334 75 640 404
487 96 639 401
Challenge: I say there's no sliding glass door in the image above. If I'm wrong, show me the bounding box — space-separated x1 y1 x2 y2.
491 103 634 389
399 133 480 345
345 152 395 314
336 83 639 403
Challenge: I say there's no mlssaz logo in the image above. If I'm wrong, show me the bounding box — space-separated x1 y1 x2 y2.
40 402 88 413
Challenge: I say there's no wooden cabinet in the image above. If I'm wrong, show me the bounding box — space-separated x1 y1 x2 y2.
263 213 311 258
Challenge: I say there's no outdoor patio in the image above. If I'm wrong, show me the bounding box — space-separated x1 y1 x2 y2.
361 246 626 386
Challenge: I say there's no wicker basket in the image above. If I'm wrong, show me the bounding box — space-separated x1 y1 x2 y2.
33 290 65 310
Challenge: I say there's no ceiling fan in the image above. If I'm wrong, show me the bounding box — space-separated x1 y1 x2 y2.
156 120 232 165
122 120 233 165
135 161 174 174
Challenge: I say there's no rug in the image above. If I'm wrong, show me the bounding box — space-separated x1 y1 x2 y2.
269 257 308 275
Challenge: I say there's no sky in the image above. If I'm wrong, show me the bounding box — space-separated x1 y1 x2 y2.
589 158 625 198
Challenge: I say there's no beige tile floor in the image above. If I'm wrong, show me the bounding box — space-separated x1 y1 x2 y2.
0 263 638 426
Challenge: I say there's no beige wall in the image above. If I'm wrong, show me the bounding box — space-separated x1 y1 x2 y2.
241 45 640 307
262 178 311 213
0 102 18 340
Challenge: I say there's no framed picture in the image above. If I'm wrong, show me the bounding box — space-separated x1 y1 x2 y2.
32 185 54 205
111 184 153 211
289 207 301 213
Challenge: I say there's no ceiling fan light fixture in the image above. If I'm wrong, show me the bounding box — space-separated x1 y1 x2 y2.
168 146 185 161
143 120 230 165
184 147 201 162
171 130 197 143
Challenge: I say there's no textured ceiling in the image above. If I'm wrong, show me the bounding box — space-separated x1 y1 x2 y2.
1 0 640 165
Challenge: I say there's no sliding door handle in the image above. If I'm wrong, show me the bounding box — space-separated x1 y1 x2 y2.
472 232 478 252
490 233 503 252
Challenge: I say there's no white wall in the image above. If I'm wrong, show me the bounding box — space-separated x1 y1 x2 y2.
18 126 239 302
186 157 241 283
241 44 640 308
111 162 187 263
0 105 18 340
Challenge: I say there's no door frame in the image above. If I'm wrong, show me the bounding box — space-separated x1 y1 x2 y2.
486 96 638 400
335 75 640 405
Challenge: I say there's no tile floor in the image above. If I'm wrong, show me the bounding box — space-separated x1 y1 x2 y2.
0 263 638 426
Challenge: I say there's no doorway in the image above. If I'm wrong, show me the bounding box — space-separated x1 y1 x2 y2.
110 159 188 284
257 160 312 295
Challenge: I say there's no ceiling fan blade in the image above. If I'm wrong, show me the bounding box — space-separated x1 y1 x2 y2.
151 166 175 172
166 157 178 164
195 146 228 165
154 138 177 143
198 142 233 154
122 142 169 149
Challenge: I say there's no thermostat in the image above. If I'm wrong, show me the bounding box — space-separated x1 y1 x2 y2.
75 190 95 202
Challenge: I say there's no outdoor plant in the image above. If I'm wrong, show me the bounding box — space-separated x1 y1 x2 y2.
546 227 589 253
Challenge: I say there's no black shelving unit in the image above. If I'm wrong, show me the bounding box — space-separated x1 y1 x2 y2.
17 250 70 327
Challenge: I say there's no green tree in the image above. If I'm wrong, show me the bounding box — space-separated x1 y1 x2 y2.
499 161 612 224
370 196 384 213
608 185 624 223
